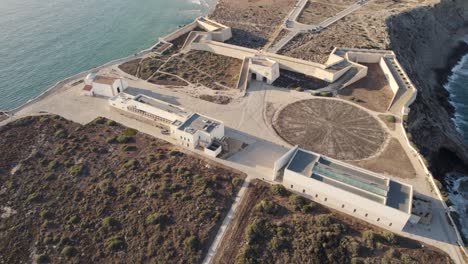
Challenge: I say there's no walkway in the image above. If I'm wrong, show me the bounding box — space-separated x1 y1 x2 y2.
268 0 371 54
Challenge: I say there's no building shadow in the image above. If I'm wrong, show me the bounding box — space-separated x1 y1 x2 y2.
125 87 181 106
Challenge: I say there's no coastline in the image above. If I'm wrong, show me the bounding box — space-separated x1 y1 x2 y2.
437 40 468 117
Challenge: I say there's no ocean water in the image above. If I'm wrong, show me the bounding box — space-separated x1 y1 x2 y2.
446 53 468 141
0 0 216 110
444 40 468 241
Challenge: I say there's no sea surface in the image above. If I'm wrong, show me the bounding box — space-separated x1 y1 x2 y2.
0 0 216 110
444 39 468 241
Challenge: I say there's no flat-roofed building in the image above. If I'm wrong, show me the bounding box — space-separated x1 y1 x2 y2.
83 73 128 97
172 113 224 156
274 146 419 231
249 56 280 84
109 93 224 157
109 93 190 128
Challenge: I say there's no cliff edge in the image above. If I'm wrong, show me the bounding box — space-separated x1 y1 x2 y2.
388 0 468 177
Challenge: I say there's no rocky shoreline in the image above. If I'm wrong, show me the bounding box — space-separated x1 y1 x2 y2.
388 0 468 179
435 41 468 118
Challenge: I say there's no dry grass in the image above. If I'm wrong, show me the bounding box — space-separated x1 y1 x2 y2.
210 0 296 48
0 115 245 263
213 180 451 263
274 99 387 160
351 138 417 179
298 2 347 25
338 63 395 113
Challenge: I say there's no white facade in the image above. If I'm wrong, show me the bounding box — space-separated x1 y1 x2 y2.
249 57 280 84
173 113 225 151
109 94 224 157
276 147 415 231
84 74 128 97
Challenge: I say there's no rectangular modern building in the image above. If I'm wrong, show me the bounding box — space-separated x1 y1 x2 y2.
274 146 419 231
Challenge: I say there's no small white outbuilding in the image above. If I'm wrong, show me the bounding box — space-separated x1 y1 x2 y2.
83 74 128 97
249 56 280 84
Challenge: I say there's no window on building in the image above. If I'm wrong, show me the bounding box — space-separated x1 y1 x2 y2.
324 198 327 201
389 223 392 227
315 194 318 198
353 209 356 213
365 213 368 217
302 189 305 193
341 204 345 208
377 218 380 222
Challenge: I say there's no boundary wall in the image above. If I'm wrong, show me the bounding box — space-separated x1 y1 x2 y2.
191 40 341 82
283 167 412 231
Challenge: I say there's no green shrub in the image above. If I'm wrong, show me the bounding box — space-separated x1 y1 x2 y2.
382 231 397 244
295 87 304 92
68 164 86 176
245 219 269 244
125 184 138 196
102 217 121 231
54 129 67 138
122 145 137 152
301 203 315 213
184 235 201 252
315 214 331 226
270 184 287 196
205 187 214 197
123 159 139 170
61 246 78 258
289 194 306 211
363 230 376 248
106 137 116 144
146 212 168 225
47 160 60 170
254 200 279 215
385 115 397 123
36 254 50 264
94 117 106 124
69 216 81 225
123 128 138 137
26 193 44 203
116 135 132 143
232 177 242 187
43 172 56 182
40 210 53 219
99 180 116 196
106 236 125 251
106 120 117 126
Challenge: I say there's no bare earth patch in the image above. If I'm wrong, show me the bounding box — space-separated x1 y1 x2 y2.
274 99 387 160
338 63 395 112
351 138 417 179
298 2 347 25
213 180 451 263
210 0 296 48
0 115 244 263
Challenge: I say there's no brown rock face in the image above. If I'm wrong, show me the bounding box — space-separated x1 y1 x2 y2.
387 0 468 178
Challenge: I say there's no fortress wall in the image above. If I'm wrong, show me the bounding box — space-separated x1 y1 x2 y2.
380 57 402 96
161 21 199 42
346 52 384 63
191 40 338 82
283 169 412 231
342 63 368 88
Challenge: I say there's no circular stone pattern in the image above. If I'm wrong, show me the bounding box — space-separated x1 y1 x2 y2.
274 99 386 160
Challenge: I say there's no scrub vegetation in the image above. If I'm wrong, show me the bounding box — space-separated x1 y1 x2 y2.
213 180 451 264
0 115 244 263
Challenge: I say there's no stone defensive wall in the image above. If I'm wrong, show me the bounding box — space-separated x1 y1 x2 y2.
191 39 348 83
160 21 199 43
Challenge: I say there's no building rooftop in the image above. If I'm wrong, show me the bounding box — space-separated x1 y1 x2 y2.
251 57 276 67
94 76 118 85
177 113 221 134
286 148 411 214
133 94 189 118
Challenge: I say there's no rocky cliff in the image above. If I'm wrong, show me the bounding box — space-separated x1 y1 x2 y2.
388 0 468 178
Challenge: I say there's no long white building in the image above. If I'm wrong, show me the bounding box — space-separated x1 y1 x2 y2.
273 146 419 231
108 93 224 157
